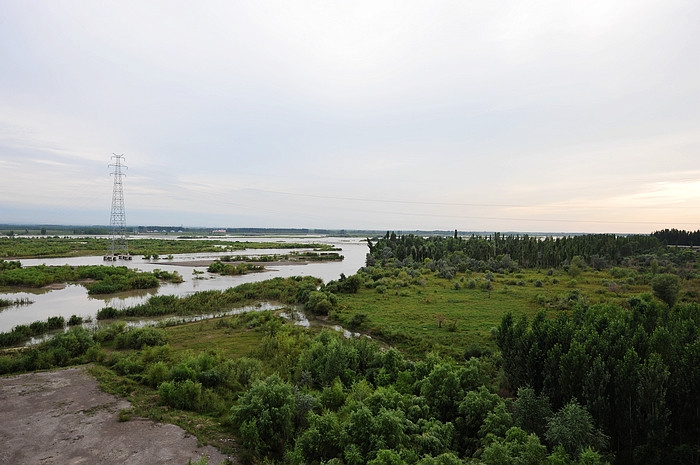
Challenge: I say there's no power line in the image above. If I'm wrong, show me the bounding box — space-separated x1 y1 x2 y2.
249 188 691 211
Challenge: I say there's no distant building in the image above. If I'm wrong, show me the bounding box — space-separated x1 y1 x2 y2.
212 229 227 235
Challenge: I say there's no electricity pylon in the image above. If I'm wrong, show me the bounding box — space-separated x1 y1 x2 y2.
105 153 130 260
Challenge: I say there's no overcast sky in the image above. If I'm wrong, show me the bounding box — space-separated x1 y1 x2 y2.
1 1 698 233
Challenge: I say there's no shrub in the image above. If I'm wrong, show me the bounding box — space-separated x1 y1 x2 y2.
94 321 126 343
44 327 95 360
348 313 368 329
651 273 682 307
96 306 118 320
158 379 202 411
146 361 171 388
230 374 296 459
305 291 336 316
115 327 167 350
47 316 65 330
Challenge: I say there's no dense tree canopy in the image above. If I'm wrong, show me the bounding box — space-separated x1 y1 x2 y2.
367 232 661 270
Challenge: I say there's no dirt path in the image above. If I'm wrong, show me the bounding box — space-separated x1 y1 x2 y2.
0 367 229 465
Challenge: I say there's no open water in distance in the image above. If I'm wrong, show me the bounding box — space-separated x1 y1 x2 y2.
0 236 369 332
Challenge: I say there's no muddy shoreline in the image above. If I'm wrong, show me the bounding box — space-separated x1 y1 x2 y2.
0 367 229 465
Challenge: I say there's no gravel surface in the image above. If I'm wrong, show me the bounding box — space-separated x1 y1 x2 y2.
0 367 229 465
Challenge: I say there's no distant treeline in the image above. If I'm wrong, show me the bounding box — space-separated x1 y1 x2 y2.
652 228 700 246
367 232 661 269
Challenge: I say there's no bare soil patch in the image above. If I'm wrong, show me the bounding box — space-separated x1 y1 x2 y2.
0 366 229 465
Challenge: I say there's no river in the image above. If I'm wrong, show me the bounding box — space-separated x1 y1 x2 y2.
0 236 369 332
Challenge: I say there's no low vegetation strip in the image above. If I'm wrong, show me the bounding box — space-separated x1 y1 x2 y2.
0 263 182 294
0 297 33 308
96 275 322 320
0 236 340 259
207 260 265 276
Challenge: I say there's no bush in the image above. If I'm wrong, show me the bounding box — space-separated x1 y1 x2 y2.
158 379 203 411
305 291 336 316
115 327 167 350
651 273 682 307
348 313 368 329
94 322 126 343
47 316 65 330
230 374 296 459
44 327 95 359
96 306 118 320
146 361 171 388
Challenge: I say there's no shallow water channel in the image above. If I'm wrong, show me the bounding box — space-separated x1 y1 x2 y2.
0 236 368 333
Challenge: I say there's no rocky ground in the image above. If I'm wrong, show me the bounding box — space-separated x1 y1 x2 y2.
0 366 229 465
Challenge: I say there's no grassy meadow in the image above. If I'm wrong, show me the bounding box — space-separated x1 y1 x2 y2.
331 266 676 358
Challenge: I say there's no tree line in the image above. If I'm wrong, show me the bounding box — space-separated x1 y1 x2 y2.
652 228 700 246
367 232 662 270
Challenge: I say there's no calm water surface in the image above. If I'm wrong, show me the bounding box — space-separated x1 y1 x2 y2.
0 236 368 332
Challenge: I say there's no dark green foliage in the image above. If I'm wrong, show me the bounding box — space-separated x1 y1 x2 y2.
650 273 681 307
0 316 66 348
230 374 296 460
652 228 700 246
0 259 21 271
545 400 608 458
207 260 263 275
96 306 119 319
0 263 179 294
497 300 699 464
481 426 548 465
0 327 96 374
47 316 65 330
304 290 337 315
513 386 553 438
367 232 660 270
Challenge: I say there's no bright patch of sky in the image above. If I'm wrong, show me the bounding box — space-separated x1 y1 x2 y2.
1 0 698 233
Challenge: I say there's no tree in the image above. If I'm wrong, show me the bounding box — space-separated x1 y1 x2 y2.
545 400 608 458
513 386 553 438
368 449 407 465
481 426 548 465
229 374 296 459
417 453 463 465
634 353 670 464
420 362 463 422
651 273 681 307
292 411 345 464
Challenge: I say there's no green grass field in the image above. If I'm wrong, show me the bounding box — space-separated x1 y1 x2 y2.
331 267 662 358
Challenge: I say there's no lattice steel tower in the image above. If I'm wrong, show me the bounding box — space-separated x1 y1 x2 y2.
106 153 130 260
